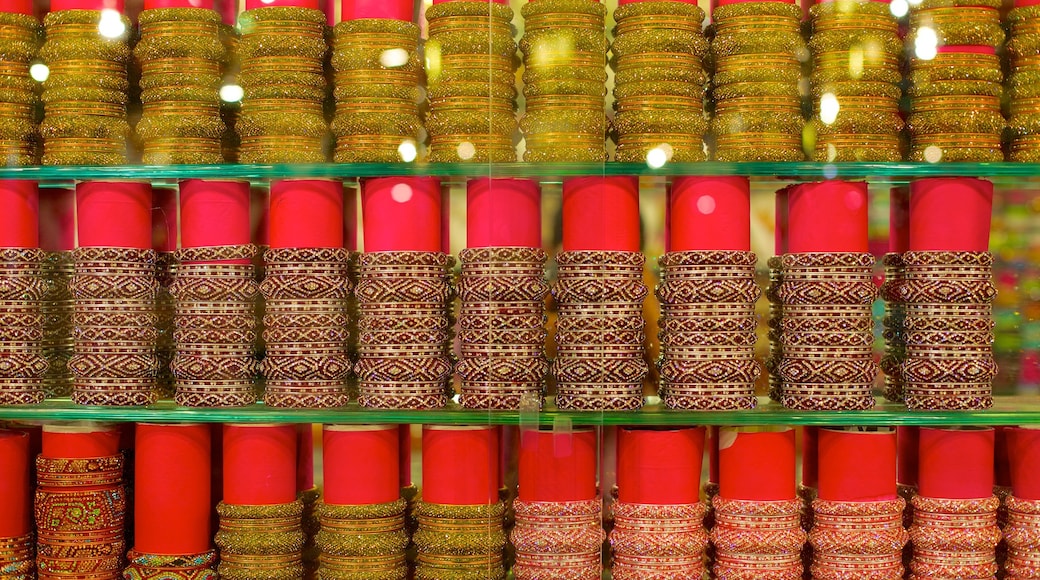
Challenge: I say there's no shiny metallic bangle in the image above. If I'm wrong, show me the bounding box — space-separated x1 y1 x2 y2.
123 550 218 579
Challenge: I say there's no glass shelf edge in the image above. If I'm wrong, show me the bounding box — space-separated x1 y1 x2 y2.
1 397 1038 426
2 162 1040 182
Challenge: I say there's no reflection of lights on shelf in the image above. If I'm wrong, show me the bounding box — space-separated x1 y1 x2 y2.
391 183 413 203
924 145 943 163
98 9 126 39
646 144 671 169
398 140 417 162
915 27 938 60
380 48 410 68
820 93 840 125
890 0 909 17
457 141 476 160
219 84 244 103
29 63 49 83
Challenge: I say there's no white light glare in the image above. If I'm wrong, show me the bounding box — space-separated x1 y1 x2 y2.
98 9 126 39
890 0 909 17
380 48 410 68
820 93 840 125
646 143 673 169
219 84 244 103
398 140 418 162
915 27 938 60
29 63 49 83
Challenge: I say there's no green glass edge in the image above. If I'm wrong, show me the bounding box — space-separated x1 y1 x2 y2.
2 162 1040 182
1 396 1038 426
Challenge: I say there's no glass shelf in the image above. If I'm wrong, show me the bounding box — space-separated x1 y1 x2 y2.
2 396 1039 426
2 162 1040 184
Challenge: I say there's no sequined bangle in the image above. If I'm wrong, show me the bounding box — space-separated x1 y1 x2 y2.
712 497 805 579
610 500 707 579
216 499 304 580
413 500 506 579
317 499 408 579
123 550 218 580
0 533 34 579
511 498 604 580
809 498 907 571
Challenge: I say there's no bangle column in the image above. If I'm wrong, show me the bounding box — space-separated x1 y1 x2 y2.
1006 428 1040 578
0 0 39 166
881 186 910 403
39 187 76 399
0 430 32 578
766 186 790 403
152 187 177 400
1008 0 1040 160
552 176 647 411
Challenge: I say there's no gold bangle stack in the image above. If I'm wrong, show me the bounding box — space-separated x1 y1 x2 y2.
155 250 175 399
810 498 908 580
610 1 707 163
552 250 648 412
809 0 903 162
777 252 879 411
237 7 328 164
332 19 423 163
355 251 454 410
909 495 1002 579
1008 5 1040 161
41 251 74 398
657 250 760 411
425 2 518 163
260 247 352 409
520 0 607 162
413 500 507 580
907 2 1004 162
69 247 159 407
35 454 127 580
881 253 907 403
300 487 321 580
609 502 708 580
899 251 997 410
709 2 805 162
135 8 226 165
511 498 605 580
215 500 305 580
0 10 40 166
220 22 240 162
39 9 131 166
0 532 33 580
170 245 259 407
0 248 47 405
457 247 548 410
316 499 409 580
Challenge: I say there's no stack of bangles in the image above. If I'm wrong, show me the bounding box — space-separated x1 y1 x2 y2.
1005 496 1040 577
909 495 1002 579
260 247 352 408
0 9 39 165
881 252 907 402
355 251 453 410
510 498 605 580
69 247 159 406
0 248 47 405
657 250 760 410
41 250 74 397
154 248 175 399
899 251 997 410
777 252 879 411
552 250 648 411
215 501 305 580
413 501 507 580
765 255 784 402
39 8 131 165
710 497 806 580
425 0 518 163
0 533 33 579
609 502 708 580
456 247 549 410
315 499 409 580
1007 4 1040 161
35 455 126 580
331 19 423 163
809 498 908 580
170 245 259 407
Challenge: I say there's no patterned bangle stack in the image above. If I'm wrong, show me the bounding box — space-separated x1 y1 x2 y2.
356 251 453 410
0 533 33 579
457 247 548 410
709 1 805 161
0 10 39 165
552 250 648 411
170 245 259 407
899 251 997 410
657 250 760 410
909 495 1001 579
236 7 328 164
41 251 74 398
710 497 806 580
261 247 351 409
809 498 908 580
907 0 1004 162
0 248 47 406
1005 496 1040 578
414 501 507 580
69 247 158 407
1008 5 1040 161
215 501 305 580
155 251 175 399
520 0 607 162
777 252 878 411
511 498 605 580
332 19 423 163
35 455 126 580
315 499 409 580
610 1 707 163
808 0 903 161
134 7 226 164
123 550 218 580
765 255 783 402
39 9 131 165
609 502 708 580
881 253 907 403
425 1 518 163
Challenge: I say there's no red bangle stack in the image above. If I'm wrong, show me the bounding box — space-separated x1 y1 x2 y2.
0 429 32 579
1006 428 1040 578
